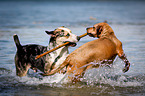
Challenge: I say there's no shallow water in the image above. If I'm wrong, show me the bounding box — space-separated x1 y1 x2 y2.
0 0 145 96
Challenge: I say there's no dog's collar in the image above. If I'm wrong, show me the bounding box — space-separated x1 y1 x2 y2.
58 27 71 33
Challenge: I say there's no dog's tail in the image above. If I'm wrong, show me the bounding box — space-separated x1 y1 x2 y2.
13 34 22 50
42 59 69 76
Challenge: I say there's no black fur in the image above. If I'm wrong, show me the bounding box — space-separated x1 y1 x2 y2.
14 35 47 76
13 28 79 77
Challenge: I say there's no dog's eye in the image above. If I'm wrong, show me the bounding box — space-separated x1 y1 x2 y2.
93 27 95 31
66 33 70 37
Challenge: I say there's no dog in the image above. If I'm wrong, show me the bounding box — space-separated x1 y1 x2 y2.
13 26 80 77
42 22 130 83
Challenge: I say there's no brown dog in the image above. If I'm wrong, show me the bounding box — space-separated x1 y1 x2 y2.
42 22 130 83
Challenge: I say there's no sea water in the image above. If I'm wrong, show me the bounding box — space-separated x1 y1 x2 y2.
0 0 145 96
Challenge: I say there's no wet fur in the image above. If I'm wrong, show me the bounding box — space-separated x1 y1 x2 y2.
43 22 130 83
14 27 79 77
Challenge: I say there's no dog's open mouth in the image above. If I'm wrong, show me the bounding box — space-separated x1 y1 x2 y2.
64 41 77 47
88 33 96 38
69 42 77 47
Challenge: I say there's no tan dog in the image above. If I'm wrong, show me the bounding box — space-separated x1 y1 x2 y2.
42 22 130 83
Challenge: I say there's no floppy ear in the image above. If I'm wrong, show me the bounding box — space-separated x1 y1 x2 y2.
96 25 103 38
45 31 56 37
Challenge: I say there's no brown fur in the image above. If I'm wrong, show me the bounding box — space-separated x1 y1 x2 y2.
42 22 130 83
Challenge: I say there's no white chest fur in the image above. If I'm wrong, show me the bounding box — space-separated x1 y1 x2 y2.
46 46 69 68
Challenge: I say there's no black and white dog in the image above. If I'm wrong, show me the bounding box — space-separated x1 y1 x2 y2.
13 27 80 77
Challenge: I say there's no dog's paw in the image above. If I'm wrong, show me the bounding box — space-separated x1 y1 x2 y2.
122 67 129 73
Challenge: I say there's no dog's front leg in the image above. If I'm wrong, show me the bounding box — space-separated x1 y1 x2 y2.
117 49 130 73
119 53 130 73
116 42 130 73
44 63 51 74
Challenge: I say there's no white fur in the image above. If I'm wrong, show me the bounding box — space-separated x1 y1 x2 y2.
57 27 71 33
45 27 78 73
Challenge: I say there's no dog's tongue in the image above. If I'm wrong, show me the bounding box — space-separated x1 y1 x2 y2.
68 42 77 47
70 43 77 47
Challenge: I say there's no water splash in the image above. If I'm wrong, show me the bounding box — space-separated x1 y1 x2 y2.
0 59 144 89
82 62 143 87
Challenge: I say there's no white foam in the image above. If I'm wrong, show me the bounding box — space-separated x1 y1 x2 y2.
8 61 143 87
15 72 68 86
83 64 142 87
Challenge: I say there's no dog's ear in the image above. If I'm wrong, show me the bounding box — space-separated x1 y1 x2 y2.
96 25 103 37
45 31 56 37
104 20 107 23
45 31 53 35
61 26 65 28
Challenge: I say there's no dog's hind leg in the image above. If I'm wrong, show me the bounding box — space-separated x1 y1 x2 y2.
67 65 86 83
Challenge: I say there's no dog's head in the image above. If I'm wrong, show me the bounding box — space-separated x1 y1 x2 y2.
86 22 114 38
45 26 80 47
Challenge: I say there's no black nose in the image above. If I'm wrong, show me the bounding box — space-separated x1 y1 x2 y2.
77 36 81 41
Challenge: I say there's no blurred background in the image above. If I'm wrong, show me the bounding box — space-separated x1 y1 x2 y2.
0 0 145 96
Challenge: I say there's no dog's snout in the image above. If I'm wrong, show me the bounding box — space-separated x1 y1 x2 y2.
77 36 81 41
86 27 92 34
88 33 95 37
86 27 89 31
